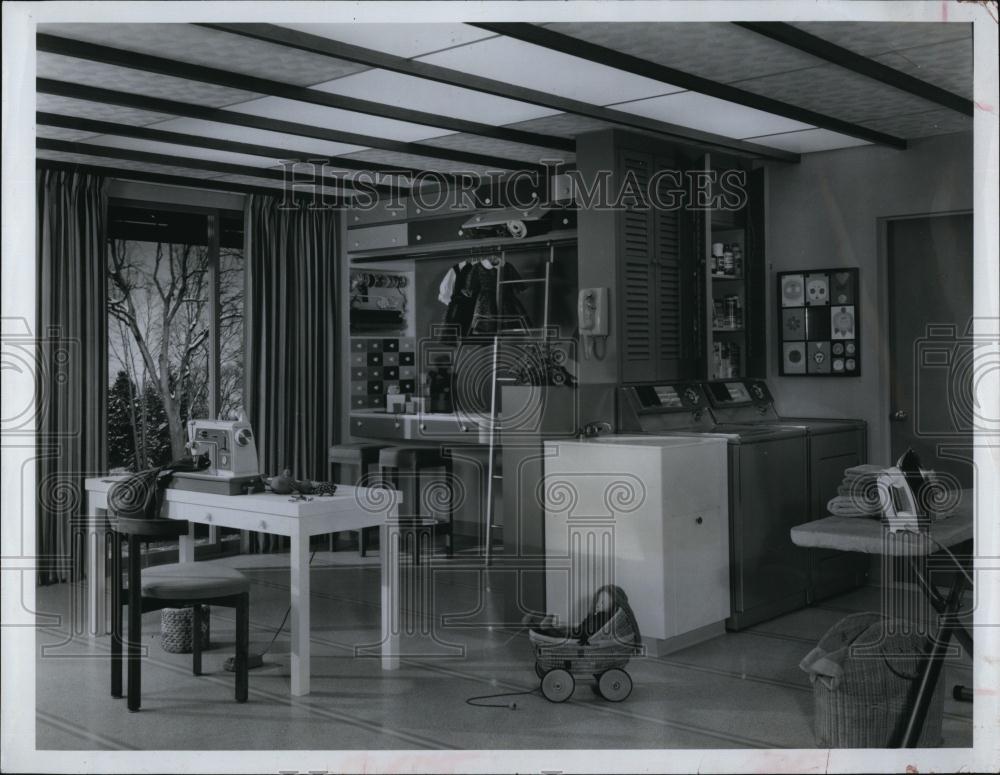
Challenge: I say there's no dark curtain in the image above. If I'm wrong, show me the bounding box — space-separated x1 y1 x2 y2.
36 169 108 584
244 195 339 551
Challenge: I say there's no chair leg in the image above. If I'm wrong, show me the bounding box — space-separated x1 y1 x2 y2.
191 605 203 676
110 534 123 698
235 594 249 702
126 534 142 712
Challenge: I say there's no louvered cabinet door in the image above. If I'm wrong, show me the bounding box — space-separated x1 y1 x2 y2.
653 154 692 380
617 150 657 383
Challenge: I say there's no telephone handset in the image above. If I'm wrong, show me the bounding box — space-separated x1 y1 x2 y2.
578 287 609 359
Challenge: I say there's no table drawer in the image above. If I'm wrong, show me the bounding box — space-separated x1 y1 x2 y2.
166 503 295 535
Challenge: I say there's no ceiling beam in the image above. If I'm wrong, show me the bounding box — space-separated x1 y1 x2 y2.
36 111 431 184
733 22 973 117
36 32 574 154
37 158 334 201
37 137 368 196
37 78 546 172
200 22 801 164
472 22 908 150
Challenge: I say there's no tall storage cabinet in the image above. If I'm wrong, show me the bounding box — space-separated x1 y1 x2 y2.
576 130 765 386
685 157 767 380
617 147 696 383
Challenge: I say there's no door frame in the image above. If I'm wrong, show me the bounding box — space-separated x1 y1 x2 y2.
875 209 973 466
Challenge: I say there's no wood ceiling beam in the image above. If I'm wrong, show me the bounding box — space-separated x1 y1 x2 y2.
36 33 574 154
734 22 973 117
36 158 333 201
472 22 908 150
36 111 431 184
200 22 801 164
36 78 546 172
37 137 368 196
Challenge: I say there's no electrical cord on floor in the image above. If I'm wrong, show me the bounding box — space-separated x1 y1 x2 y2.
226 549 318 671
465 687 540 710
258 549 317 657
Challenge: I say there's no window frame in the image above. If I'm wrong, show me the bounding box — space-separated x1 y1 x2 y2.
106 197 244 421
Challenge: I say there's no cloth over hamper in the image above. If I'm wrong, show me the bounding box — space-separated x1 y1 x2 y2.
800 611 944 747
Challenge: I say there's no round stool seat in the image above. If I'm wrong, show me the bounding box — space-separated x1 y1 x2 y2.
141 563 250 600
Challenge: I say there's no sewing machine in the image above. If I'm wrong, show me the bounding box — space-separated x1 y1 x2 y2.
171 420 263 495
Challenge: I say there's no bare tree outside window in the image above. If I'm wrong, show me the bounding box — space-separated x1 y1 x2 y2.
106 205 244 471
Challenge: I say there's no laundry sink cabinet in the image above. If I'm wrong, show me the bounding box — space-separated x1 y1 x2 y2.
542 436 730 655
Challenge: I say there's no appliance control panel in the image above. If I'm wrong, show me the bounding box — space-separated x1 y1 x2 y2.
702 380 754 408
617 383 713 433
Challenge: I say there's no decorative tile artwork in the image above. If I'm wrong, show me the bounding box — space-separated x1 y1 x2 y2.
778 268 859 376
350 337 417 409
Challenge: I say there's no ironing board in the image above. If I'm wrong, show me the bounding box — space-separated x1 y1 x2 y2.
791 488 974 748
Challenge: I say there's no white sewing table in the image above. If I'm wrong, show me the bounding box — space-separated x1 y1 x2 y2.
84 477 402 696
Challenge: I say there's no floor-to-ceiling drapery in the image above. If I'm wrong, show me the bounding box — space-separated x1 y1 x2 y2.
244 195 339 551
36 169 107 584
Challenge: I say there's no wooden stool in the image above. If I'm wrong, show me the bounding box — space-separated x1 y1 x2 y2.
329 443 389 555
378 446 455 564
110 517 250 711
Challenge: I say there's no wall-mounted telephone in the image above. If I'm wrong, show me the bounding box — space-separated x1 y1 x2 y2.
578 287 609 360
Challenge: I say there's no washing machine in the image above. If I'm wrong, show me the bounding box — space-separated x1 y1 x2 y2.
617 382 810 630
707 378 870 601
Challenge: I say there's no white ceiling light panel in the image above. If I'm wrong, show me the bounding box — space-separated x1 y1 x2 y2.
419 36 682 106
224 96 457 142
313 69 560 125
143 118 368 158
613 91 813 139
743 128 871 154
78 135 284 167
279 23 497 59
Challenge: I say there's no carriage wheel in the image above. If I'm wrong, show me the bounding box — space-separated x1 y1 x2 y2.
534 662 546 679
597 669 632 702
540 668 575 703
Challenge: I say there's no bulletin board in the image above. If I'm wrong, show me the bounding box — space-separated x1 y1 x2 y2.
777 268 860 376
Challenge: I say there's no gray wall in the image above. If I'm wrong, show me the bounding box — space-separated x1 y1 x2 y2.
764 131 972 463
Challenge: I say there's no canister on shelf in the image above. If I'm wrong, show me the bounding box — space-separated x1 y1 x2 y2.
724 295 740 328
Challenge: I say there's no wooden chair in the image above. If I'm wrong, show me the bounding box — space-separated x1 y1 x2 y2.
110 517 250 711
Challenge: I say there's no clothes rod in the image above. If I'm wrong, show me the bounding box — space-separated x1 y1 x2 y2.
349 234 576 264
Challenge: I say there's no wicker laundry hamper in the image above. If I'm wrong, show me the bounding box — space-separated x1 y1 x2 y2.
800 611 943 747
160 605 210 654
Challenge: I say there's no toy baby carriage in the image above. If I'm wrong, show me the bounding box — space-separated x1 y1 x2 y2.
528 585 642 703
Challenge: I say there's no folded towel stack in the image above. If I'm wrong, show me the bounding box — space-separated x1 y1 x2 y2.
827 464 883 518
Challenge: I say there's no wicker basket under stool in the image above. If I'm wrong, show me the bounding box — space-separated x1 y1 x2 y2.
160 605 210 654
801 611 944 747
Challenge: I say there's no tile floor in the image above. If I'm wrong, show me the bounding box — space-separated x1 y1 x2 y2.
34 550 973 750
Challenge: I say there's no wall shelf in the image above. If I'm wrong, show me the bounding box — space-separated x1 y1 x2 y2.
348 229 578 264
